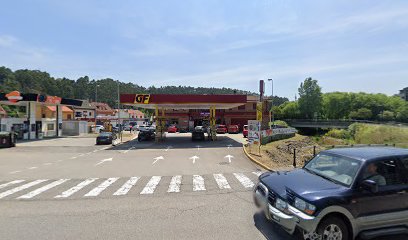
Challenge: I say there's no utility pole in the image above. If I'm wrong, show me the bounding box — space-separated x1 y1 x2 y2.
268 78 274 129
95 84 99 128
117 80 122 142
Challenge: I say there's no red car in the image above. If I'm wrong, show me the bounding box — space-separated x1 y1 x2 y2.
216 125 227 134
227 125 239 134
167 125 178 133
242 125 248 138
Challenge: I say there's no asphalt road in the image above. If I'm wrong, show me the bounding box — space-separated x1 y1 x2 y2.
0 133 404 240
0 133 294 240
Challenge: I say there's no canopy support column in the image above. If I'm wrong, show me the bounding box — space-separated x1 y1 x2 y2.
209 106 217 141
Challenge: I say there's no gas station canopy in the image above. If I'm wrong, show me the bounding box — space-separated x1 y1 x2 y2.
120 94 248 109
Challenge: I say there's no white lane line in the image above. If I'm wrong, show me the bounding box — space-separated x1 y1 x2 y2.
9 170 22 174
113 177 140 196
233 173 255 188
252 171 263 177
0 180 25 190
167 175 182 193
55 178 98 198
84 178 119 197
140 176 161 194
28 167 38 170
70 156 77 159
93 150 98 153
78 154 85 157
43 163 52 166
213 174 231 189
100 147 109 151
193 175 206 191
17 179 70 199
0 179 48 199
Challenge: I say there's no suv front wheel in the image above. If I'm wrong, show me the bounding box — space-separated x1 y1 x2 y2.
303 216 349 240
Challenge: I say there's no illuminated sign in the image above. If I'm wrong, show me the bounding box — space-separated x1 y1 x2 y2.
134 94 150 104
5 91 23 103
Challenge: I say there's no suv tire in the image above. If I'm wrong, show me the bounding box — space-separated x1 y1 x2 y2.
316 216 349 240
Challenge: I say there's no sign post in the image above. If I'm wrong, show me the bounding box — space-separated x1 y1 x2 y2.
248 120 261 156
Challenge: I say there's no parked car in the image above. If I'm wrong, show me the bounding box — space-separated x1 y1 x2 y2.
227 125 239 134
192 126 205 141
138 125 148 131
242 125 248 138
137 129 155 142
254 147 408 240
91 125 105 133
216 125 227 134
167 125 178 133
96 132 114 145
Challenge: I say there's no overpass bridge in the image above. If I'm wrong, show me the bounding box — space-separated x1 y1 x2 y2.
285 119 367 129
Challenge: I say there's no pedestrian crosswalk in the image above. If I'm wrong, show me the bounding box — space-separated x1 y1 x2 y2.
0 171 263 200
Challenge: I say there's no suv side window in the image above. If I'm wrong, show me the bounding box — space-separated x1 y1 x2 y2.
362 159 404 187
399 157 408 184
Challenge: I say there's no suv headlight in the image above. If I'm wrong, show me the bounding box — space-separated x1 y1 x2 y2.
294 197 316 215
275 198 288 211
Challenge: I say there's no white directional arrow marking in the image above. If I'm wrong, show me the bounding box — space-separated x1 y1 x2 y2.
95 158 113 166
227 144 233 149
189 156 200 164
196 145 201 151
165 146 173 152
152 156 164 165
224 155 234 163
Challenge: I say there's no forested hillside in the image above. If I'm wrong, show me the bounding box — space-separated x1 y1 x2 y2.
0 66 257 107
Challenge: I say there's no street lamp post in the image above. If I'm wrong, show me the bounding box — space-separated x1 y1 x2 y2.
117 80 122 142
268 78 274 129
95 84 100 128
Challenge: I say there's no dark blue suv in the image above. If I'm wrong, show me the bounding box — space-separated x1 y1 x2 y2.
254 147 408 240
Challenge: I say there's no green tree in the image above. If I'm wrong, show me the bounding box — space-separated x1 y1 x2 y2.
322 92 351 119
349 108 372 120
280 101 300 119
298 77 323 119
377 111 395 121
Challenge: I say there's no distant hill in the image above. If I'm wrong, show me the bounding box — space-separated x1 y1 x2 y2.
1 66 275 108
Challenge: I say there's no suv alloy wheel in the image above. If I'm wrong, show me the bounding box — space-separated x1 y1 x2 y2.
302 216 349 240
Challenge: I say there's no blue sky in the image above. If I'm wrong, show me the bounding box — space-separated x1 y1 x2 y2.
0 0 407 99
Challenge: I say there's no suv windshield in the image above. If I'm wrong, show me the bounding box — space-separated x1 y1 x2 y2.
304 153 362 186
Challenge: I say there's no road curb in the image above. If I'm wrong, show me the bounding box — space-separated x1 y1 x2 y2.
242 144 273 171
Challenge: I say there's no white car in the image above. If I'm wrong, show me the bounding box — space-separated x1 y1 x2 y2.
91 125 104 133
138 125 148 131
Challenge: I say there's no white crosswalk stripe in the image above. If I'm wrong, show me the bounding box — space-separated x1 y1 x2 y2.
17 179 70 199
0 179 48 199
1 172 260 200
213 174 231 189
55 178 98 198
233 173 255 188
193 175 206 191
84 178 119 197
252 171 263 177
140 176 161 194
0 180 25 190
113 177 140 196
167 175 182 193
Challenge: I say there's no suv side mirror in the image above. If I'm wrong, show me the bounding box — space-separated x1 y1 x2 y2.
361 179 378 193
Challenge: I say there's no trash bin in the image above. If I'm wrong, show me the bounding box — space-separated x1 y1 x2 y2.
0 132 16 148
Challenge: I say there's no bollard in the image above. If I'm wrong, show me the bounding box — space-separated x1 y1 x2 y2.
293 148 296 168
313 146 316 156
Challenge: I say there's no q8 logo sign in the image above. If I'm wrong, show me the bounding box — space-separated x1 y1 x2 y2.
134 94 150 104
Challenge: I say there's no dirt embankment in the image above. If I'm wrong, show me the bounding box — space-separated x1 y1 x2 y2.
245 134 324 170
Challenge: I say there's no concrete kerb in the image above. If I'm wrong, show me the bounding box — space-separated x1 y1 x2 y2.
242 144 273 171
